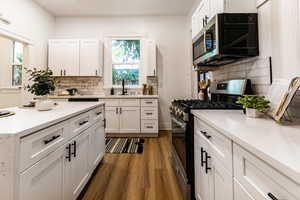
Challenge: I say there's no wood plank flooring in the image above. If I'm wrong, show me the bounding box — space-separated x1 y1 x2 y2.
78 131 184 200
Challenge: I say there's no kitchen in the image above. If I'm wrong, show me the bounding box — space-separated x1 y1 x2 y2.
0 0 300 200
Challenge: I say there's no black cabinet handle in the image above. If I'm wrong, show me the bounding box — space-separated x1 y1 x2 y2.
66 143 71 162
64 69 66 76
103 119 106 129
146 126 154 129
267 193 278 200
200 131 211 139
201 147 206 167
205 152 211 174
60 70 63 76
203 18 205 27
96 111 102 116
79 120 88 126
116 107 118 114
44 135 61 145
71 141 77 158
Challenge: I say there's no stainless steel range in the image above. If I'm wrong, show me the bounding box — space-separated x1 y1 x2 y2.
170 79 252 200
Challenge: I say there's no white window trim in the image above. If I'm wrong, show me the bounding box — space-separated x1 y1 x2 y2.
103 35 147 89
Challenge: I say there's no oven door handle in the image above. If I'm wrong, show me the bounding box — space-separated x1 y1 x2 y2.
171 117 186 129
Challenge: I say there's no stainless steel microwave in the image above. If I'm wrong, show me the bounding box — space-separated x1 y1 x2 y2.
193 13 259 69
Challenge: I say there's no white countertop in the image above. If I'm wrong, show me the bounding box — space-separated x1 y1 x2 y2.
192 110 300 184
39 95 159 99
0 102 104 137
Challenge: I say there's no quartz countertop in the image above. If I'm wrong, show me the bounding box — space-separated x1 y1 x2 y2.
0 102 104 137
39 95 159 99
191 110 300 184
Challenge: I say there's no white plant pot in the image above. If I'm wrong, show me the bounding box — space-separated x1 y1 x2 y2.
36 96 54 111
246 108 262 118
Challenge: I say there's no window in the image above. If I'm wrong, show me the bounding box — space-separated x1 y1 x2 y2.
12 41 23 86
111 40 141 86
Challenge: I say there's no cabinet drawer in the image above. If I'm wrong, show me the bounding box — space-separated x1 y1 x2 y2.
89 106 104 124
20 122 67 172
104 99 119 107
119 99 140 107
141 120 158 133
141 99 158 107
70 111 91 138
194 118 233 173
233 144 300 200
141 107 158 119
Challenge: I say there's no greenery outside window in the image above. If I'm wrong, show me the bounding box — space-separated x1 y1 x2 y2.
112 40 141 86
12 41 23 86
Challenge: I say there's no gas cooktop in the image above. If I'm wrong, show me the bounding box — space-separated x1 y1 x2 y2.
173 99 243 110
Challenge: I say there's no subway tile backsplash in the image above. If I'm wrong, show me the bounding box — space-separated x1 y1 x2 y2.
211 57 271 95
53 76 159 95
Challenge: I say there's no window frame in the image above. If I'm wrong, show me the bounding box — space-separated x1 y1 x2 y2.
104 35 146 89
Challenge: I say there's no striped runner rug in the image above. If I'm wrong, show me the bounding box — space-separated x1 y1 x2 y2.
105 138 145 154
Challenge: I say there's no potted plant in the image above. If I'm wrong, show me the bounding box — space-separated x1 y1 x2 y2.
236 95 270 118
26 68 56 111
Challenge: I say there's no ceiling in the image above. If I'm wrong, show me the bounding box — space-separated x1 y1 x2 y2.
33 0 197 17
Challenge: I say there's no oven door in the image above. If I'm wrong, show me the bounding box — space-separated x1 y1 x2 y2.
193 31 206 66
171 116 187 172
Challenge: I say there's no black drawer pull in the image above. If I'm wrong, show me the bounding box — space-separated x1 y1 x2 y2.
268 193 278 200
146 126 153 129
145 102 153 104
79 120 88 126
205 152 211 174
96 112 102 116
201 130 211 139
146 113 153 115
72 141 77 158
44 135 61 145
201 147 206 167
66 144 71 162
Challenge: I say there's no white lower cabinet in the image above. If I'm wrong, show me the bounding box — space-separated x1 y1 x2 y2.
89 121 105 170
105 106 120 133
194 133 210 200
17 105 106 200
194 116 300 200
105 98 159 136
119 107 140 133
65 128 91 200
208 157 233 200
19 145 66 200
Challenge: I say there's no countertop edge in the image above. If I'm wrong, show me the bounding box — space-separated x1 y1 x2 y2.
191 110 300 185
1 102 105 137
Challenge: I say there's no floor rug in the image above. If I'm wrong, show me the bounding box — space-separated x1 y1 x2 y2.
105 138 145 154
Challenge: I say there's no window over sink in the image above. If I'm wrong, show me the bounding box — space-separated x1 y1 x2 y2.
112 40 140 86
104 35 147 89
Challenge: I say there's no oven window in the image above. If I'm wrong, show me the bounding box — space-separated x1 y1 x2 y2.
172 118 187 171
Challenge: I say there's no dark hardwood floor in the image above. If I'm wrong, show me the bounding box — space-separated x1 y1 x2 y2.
78 131 184 200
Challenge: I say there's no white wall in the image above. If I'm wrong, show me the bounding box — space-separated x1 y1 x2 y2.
53 16 191 129
0 0 55 108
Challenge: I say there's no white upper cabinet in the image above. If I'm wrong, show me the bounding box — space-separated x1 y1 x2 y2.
48 39 103 77
146 40 157 77
80 40 103 76
191 0 257 39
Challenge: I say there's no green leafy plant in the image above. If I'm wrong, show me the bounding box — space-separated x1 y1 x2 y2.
25 68 56 96
236 95 270 112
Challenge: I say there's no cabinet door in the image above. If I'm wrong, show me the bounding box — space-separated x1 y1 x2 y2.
234 179 255 200
62 40 80 76
105 106 120 133
208 157 233 200
119 107 140 133
146 40 157 77
89 121 105 171
65 129 91 200
194 134 210 200
48 40 64 76
80 40 102 76
19 145 66 200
